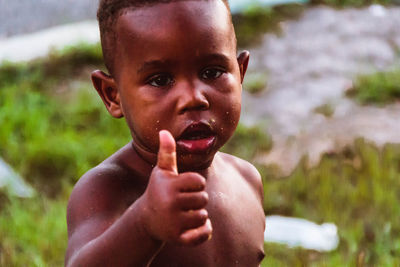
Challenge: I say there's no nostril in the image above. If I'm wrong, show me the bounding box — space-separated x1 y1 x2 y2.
179 96 210 113
178 90 210 114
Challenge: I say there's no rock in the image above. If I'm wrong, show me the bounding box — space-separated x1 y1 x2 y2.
265 215 339 251
0 158 35 198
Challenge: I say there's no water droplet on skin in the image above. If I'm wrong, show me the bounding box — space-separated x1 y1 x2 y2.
156 120 160 124
226 112 229 115
211 118 216 123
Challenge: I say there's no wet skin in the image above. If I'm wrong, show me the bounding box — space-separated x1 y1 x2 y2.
65 0 265 266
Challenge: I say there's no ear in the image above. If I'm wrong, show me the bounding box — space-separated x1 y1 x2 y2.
91 70 124 118
237 50 250 84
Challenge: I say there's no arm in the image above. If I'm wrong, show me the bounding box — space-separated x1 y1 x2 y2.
65 170 163 267
65 131 212 266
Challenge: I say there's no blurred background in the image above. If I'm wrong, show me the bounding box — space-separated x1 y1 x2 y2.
0 0 400 265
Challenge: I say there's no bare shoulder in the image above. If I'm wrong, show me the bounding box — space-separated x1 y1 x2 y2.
67 143 143 226
66 143 147 259
216 152 264 201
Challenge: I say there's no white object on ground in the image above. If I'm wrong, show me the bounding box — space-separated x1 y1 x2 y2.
0 20 99 63
264 215 339 252
369 4 387 17
0 158 35 198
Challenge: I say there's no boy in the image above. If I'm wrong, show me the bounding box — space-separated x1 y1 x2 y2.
65 0 265 266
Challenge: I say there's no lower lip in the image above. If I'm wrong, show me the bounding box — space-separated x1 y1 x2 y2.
176 136 216 154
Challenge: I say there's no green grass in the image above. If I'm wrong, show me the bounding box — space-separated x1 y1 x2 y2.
259 139 400 265
0 43 131 264
0 43 131 197
0 195 68 266
313 103 335 117
233 0 398 49
222 123 272 160
243 72 269 94
347 69 400 106
233 4 305 47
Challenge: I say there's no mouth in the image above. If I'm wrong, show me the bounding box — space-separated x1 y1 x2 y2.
176 122 216 154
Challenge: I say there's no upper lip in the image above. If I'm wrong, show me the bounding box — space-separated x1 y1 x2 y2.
177 121 215 140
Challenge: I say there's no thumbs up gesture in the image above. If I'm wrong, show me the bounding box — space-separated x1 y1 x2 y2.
141 130 212 246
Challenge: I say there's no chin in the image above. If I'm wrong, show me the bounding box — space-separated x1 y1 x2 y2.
177 152 215 172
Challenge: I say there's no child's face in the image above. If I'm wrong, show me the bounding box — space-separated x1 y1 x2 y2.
98 0 248 170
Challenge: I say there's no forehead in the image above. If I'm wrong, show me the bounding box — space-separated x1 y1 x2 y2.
113 0 235 75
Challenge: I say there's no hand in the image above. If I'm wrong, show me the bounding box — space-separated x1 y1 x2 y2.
141 130 212 246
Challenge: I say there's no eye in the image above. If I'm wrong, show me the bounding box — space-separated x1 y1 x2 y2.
201 68 224 80
148 74 174 87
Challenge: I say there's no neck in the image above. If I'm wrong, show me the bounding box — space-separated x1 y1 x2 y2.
131 140 158 169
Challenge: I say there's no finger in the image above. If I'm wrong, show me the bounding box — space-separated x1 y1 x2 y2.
174 172 206 192
179 209 208 230
157 130 178 174
176 192 208 211
179 219 213 246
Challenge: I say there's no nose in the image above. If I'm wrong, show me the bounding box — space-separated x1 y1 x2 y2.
176 81 210 114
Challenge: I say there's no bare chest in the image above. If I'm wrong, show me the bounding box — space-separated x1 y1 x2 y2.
150 174 265 267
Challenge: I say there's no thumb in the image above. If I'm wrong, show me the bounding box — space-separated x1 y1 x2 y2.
157 130 178 174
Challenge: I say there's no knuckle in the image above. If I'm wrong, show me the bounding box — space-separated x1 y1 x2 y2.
190 210 208 225
199 191 209 202
196 194 208 208
196 208 208 219
188 173 206 190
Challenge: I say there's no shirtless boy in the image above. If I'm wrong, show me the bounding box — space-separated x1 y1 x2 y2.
65 0 265 266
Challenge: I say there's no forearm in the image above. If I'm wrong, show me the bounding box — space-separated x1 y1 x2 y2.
66 197 163 267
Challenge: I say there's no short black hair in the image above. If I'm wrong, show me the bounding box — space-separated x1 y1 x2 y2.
97 0 231 75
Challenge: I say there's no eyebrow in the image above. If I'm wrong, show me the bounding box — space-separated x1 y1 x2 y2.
137 59 175 74
137 53 232 74
199 53 232 65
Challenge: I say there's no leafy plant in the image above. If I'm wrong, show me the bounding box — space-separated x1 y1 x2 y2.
347 69 400 105
243 72 269 94
233 4 305 47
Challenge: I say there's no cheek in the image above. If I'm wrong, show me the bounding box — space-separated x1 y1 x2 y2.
222 98 241 131
211 90 241 143
120 96 165 152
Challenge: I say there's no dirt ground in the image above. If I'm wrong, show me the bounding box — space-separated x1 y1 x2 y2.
241 6 400 174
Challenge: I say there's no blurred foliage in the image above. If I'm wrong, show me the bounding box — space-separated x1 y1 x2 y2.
259 139 400 265
347 68 400 106
0 42 130 197
310 0 395 7
233 0 397 49
243 72 269 94
313 103 335 117
233 4 305 47
0 195 67 266
222 123 272 159
0 43 130 264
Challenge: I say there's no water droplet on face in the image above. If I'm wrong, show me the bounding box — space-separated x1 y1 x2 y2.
156 120 160 124
226 112 229 115
211 118 216 123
